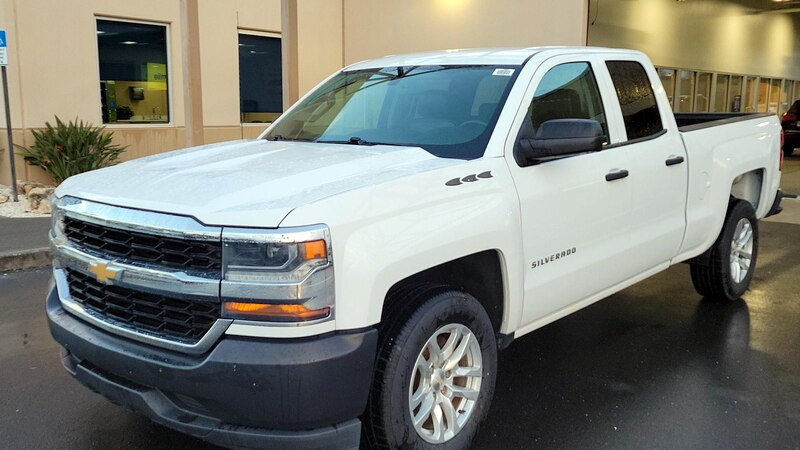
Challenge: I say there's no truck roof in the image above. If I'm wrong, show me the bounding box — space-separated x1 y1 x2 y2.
344 46 638 70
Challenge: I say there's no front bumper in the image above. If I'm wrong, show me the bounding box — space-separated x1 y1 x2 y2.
46 286 377 449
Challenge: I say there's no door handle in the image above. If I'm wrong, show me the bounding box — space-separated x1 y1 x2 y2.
605 169 629 182
665 155 685 166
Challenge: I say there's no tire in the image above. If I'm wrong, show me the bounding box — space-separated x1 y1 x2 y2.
690 200 759 301
364 287 497 449
783 145 794 157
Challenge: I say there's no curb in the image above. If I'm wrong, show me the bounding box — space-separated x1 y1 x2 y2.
0 247 51 272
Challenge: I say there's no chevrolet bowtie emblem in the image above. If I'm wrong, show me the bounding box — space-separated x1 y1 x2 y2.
88 262 121 284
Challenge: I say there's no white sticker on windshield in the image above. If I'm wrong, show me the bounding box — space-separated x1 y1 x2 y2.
492 68 515 76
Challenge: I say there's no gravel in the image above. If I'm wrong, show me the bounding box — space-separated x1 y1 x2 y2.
0 184 50 218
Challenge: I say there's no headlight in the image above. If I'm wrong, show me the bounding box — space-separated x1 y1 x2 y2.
223 240 327 283
50 195 65 237
221 225 334 323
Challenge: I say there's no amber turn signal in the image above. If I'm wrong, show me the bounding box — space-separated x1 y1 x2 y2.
302 239 327 260
223 302 331 322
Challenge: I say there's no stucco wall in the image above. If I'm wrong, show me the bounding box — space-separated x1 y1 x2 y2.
0 0 281 185
342 0 589 65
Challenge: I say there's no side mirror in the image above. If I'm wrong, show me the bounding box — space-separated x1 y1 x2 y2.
516 119 604 165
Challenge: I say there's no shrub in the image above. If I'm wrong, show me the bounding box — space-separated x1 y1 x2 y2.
16 116 127 184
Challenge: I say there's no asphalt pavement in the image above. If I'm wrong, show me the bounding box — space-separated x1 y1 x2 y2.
0 217 50 254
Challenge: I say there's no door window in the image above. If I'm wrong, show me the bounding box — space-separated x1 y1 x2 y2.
606 61 663 141
526 62 608 142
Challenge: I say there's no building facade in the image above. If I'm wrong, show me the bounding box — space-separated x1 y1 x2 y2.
1 0 799 185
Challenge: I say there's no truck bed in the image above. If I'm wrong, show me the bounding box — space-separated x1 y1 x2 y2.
675 112 775 132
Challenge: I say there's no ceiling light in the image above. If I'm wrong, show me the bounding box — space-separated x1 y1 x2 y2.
122 41 137 45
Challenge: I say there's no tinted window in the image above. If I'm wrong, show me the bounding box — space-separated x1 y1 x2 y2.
606 61 663 140
525 62 608 142
239 34 283 123
788 100 800 115
97 19 169 124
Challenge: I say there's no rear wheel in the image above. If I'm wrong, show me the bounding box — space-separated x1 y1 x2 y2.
364 287 497 449
784 145 795 157
690 200 759 301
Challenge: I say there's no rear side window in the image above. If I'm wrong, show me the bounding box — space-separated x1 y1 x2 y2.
606 61 663 140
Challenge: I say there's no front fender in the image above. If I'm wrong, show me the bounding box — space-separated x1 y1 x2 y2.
280 157 524 334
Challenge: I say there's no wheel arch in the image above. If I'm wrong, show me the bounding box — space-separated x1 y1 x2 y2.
381 250 509 345
730 168 764 211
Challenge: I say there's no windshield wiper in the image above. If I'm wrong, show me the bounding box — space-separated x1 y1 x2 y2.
265 135 314 142
316 137 394 146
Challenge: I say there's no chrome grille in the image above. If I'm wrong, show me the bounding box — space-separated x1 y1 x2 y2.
66 269 220 343
63 216 222 273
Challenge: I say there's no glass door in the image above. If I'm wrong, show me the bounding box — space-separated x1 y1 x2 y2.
677 70 696 113
729 76 743 112
712 74 729 112
695 72 712 112
768 79 781 113
744 76 758 112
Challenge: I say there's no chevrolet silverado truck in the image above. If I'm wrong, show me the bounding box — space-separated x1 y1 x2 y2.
47 47 784 449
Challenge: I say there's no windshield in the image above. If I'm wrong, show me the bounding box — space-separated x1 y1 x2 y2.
264 65 520 159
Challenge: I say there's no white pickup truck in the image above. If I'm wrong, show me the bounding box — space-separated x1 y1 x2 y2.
47 47 784 449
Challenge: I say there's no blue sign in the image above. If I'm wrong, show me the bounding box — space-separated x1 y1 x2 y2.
0 30 8 66
0 30 7 65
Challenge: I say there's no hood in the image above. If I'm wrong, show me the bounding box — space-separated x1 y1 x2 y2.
56 139 463 227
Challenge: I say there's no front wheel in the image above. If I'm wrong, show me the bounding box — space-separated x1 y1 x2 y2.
690 200 759 301
364 288 497 449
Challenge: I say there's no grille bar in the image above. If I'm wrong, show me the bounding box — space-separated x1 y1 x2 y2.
64 216 222 273
66 269 220 343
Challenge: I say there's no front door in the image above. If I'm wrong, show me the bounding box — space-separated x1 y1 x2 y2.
506 57 641 327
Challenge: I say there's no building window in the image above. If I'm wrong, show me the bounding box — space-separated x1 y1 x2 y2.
239 33 283 123
97 19 169 124
657 68 676 109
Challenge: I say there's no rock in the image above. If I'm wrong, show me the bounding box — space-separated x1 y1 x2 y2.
38 200 52 214
27 187 55 211
0 195 8 204
17 181 45 196
17 181 54 196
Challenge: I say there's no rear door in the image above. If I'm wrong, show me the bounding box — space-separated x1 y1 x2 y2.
506 55 642 327
604 59 688 267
